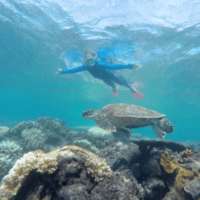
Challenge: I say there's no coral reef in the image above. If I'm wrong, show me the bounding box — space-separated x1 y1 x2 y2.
9 117 71 151
2 117 200 200
10 117 67 136
0 140 199 200
130 138 188 154
0 145 112 200
160 149 200 200
97 143 142 172
73 139 99 153
131 133 142 140
0 140 23 179
85 155 111 182
59 145 112 182
88 127 113 140
0 150 58 200
0 140 23 156
83 126 134 149
9 118 134 152
0 126 10 139
184 177 200 199
0 144 146 200
96 142 196 199
10 117 69 142
116 141 123 146
8 118 130 153
112 127 131 144
21 128 46 150
188 143 195 154
74 139 92 149
142 178 167 199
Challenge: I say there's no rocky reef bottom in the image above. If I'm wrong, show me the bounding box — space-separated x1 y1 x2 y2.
0 117 200 200
1 140 200 200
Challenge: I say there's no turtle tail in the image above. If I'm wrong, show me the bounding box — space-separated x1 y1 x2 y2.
158 118 174 133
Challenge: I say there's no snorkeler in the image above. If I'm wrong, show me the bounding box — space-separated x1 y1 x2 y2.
56 50 143 99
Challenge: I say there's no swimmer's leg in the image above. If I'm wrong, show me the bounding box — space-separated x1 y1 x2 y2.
102 79 118 97
112 74 143 99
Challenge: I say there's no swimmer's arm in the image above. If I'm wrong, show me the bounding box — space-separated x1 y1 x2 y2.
98 62 141 70
58 65 88 74
97 62 132 70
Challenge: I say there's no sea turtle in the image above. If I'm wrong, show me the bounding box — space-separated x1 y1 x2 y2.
82 103 174 139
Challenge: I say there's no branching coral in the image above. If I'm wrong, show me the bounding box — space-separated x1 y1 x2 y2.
21 128 46 150
73 139 99 153
0 154 13 177
10 121 28 136
74 139 92 149
11 118 69 147
0 140 23 155
37 117 65 132
0 140 23 178
0 126 10 139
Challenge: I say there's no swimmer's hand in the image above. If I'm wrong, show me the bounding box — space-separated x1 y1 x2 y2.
130 62 142 70
56 69 62 75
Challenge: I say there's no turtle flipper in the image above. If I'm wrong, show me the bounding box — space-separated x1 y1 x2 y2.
95 114 116 132
116 127 131 136
151 124 166 139
158 118 174 133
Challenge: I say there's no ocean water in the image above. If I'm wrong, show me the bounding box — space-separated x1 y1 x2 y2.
0 0 200 144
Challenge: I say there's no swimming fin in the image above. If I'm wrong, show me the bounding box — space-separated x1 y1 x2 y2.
133 91 143 99
112 92 118 97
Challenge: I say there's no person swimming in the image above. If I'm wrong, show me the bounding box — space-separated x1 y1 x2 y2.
56 50 143 99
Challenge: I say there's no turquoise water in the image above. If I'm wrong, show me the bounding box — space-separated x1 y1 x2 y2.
1 0 200 143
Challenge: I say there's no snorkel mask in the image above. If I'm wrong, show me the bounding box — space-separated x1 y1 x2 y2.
83 51 97 67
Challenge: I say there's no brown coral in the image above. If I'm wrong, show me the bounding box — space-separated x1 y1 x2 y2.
160 150 200 199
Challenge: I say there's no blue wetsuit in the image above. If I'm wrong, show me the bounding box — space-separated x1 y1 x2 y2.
61 61 134 92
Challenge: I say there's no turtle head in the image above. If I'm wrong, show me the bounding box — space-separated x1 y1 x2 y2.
82 109 99 119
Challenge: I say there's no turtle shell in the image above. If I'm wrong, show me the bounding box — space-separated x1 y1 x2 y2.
102 103 165 119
